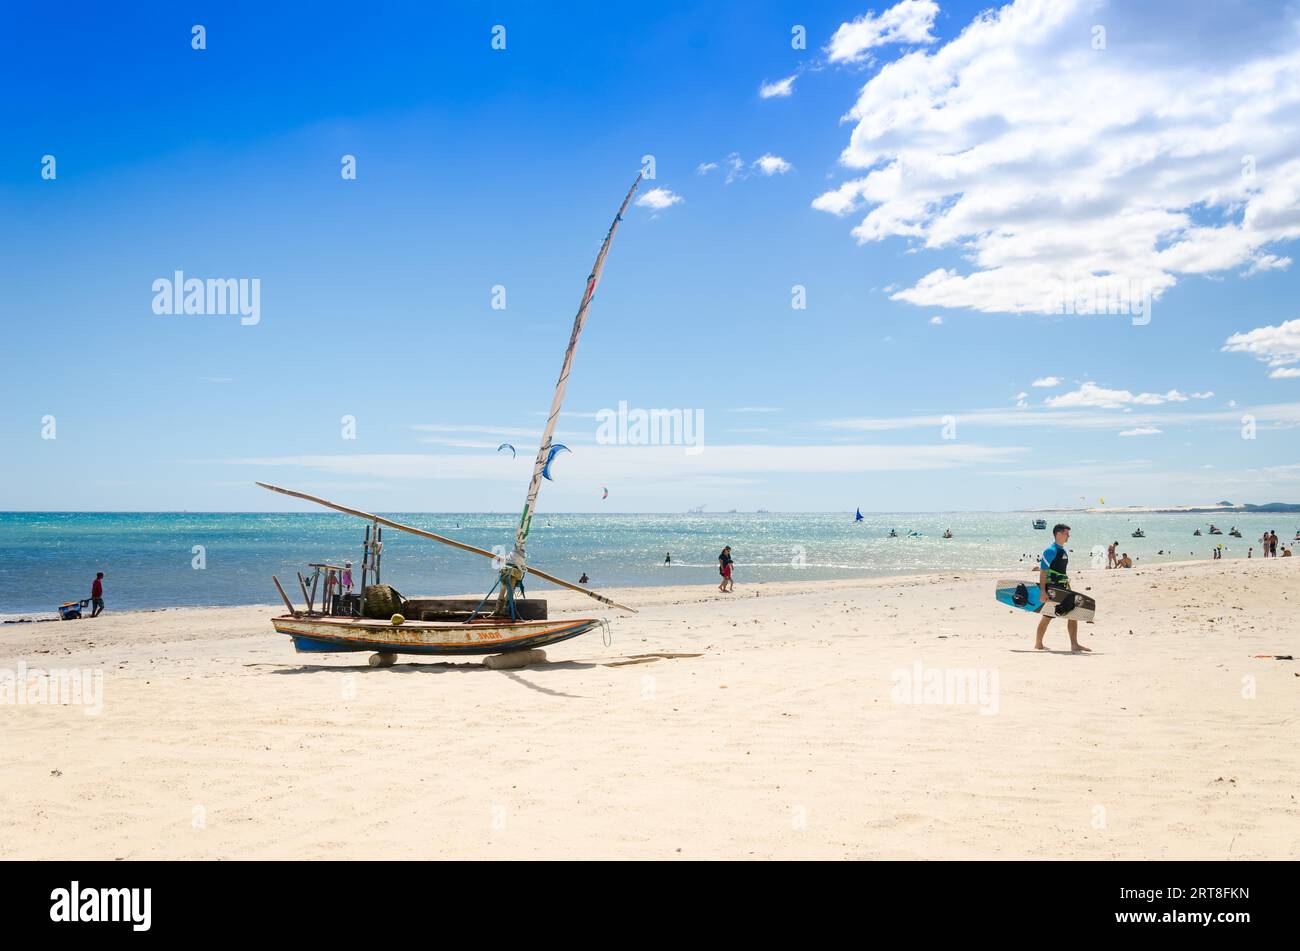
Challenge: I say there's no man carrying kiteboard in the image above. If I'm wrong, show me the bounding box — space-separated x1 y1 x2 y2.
1035 524 1090 653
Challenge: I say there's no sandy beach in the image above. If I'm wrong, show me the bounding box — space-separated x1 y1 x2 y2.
2 558 1296 860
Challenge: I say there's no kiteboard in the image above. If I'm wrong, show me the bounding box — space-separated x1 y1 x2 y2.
995 580 1096 621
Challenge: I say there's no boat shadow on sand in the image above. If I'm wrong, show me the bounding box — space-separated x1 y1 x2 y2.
252 653 702 700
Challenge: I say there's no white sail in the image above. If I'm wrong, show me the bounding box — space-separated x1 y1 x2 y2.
508 173 642 569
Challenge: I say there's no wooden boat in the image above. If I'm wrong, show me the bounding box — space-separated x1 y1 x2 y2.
274 614 602 656
260 176 642 662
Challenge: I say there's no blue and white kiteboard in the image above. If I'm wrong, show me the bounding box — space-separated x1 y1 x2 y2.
995 580 1096 621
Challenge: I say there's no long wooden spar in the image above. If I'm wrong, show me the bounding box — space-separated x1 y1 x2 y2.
256 482 636 613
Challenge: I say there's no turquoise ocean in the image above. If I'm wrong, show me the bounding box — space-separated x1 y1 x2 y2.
1 511 1294 617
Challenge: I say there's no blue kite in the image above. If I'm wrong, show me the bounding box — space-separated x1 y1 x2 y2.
541 444 570 481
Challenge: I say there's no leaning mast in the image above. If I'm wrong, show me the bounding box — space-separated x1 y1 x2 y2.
506 173 642 577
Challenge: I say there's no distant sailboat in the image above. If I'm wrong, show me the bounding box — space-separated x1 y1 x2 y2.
854 508 864 523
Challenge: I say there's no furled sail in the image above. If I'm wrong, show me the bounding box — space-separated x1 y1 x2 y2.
508 173 642 570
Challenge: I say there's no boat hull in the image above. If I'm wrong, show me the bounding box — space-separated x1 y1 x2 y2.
272 614 600 656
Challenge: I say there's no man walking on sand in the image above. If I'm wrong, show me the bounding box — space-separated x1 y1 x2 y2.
718 545 734 592
90 572 105 618
1034 525 1089 653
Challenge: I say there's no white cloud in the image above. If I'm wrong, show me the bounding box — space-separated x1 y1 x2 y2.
635 187 683 210
1045 382 1215 409
827 0 940 63
1031 376 1061 388
1222 318 1300 378
754 154 793 176
929 315 943 325
699 153 792 184
1244 253 1293 275
822 398 1300 433
1118 427 1162 437
759 76 796 98
814 0 1300 315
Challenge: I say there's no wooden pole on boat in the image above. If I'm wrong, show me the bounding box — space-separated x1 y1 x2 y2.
271 576 299 616
259 482 500 559
297 572 314 615
361 524 371 592
255 481 637 612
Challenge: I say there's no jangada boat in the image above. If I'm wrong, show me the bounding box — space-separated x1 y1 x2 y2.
260 176 642 663
272 613 602 657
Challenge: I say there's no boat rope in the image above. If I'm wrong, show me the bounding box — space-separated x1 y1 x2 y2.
599 617 613 648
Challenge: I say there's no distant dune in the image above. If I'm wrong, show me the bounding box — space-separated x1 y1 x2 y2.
1084 502 1300 514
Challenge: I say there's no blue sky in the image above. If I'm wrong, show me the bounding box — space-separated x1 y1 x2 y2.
2 0 1298 512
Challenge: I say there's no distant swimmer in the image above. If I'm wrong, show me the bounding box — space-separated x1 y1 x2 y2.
1033 524 1089 653
942 529 953 539
578 572 589 584
664 552 672 565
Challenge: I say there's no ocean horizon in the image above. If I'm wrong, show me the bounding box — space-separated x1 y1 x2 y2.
3 510 1294 617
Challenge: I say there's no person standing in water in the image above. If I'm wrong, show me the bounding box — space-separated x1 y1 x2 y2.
1034 525 1089 653
90 572 105 618
664 552 671 565
718 545 734 592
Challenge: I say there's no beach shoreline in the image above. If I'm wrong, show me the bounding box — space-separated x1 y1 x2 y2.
2 559 1296 860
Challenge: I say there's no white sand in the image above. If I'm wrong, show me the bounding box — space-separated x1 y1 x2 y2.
1 559 1296 859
